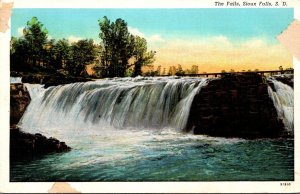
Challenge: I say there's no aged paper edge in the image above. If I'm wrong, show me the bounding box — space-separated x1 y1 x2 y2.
277 19 300 61
0 0 300 193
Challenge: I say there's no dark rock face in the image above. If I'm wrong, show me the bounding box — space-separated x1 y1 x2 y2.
10 84 31 125
10 127 71 160
187 73 284 138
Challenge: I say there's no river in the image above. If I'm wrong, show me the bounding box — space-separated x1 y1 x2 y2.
10 76 294 181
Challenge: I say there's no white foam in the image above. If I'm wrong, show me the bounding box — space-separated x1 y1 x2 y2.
19 77 209 134
267 77 294 132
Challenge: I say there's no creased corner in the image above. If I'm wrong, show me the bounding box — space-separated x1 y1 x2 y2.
0 1 13 33
277 19 300 61
48 182 80 193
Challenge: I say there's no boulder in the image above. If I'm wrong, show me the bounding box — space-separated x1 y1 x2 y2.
10 83 31 125
10 126 71 160
187 73 285 138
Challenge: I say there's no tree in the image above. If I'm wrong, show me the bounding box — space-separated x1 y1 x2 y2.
156 65 161 76
97 16 134 77
168 65 177 76
10 37 31 71
175 64 185 76
67 39 97 76
42 38 56 71
190 65 199 74
96 16 155 78
23 17 48 67
53 39 71 69
131 36 155 77
162 68 166 75
11 17 101 77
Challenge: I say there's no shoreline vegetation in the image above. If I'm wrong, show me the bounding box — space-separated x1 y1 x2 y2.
10 16 157 80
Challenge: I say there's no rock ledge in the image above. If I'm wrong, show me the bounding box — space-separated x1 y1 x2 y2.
10 126 71 160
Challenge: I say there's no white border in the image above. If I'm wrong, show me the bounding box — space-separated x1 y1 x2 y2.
0 0 299 193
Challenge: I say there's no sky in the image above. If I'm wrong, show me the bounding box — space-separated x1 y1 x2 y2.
11 8 294 72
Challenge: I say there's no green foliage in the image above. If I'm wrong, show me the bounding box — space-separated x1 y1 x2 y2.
10 37 30 71
11 16 155 78
67 39 97 76
131 36 156 77
11 16 49 72
97 16 133 77
11 17 49 72
10 17 98 77
52 39 71 69
23 17 48 66
43 39 56 70
95 16 155 78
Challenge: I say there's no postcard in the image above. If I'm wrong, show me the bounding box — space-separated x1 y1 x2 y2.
0 0 299 192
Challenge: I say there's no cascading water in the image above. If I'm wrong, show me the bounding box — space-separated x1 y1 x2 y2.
19 77 209 134
10 77 22 84
24 83 46 99
267 77 294 133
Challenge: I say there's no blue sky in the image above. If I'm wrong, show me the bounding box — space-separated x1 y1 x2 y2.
11 8 293 42
11 8 294 72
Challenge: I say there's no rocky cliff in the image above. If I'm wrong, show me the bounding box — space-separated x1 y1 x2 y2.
10 83 31 125
187 73 286 138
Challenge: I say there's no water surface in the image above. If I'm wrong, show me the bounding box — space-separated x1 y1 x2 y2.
11 128 294 181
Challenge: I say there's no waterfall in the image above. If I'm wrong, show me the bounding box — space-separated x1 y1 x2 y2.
24 83 46 99
19 77 209 133
10 77 22 84
267 77 294 132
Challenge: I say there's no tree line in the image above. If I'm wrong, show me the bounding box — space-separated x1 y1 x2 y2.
10 16 155 78
143 64 199 76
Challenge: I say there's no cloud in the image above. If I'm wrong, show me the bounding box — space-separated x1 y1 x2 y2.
128 26 164 45
152 36 292 72
17 26 24 36
67 35 82 43
241 38 266 48
128 26 145 38
148 34 164 43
